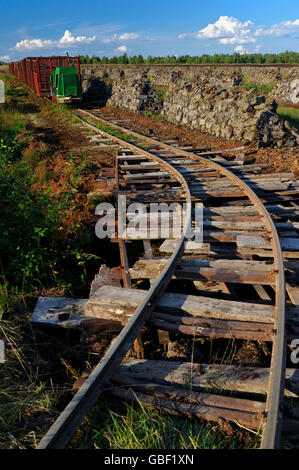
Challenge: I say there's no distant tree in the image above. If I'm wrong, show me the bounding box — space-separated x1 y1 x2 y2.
119 53 129 64
136 54 144 64
76 51 299 66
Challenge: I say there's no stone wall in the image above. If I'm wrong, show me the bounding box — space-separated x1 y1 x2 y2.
81 64 299 104
162 82 298 146
107 79 162 113
81 65 299 146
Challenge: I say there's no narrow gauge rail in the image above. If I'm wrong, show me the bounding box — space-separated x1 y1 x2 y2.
37 108 292 449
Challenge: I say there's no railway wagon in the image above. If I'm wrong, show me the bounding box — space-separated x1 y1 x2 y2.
9 56 82 103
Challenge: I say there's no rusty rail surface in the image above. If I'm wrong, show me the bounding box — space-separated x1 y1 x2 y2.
37 108 286 449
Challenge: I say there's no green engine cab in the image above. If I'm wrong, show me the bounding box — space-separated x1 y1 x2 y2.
50 67 82 104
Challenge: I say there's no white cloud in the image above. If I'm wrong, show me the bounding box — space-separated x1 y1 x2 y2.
15 30 96 50
181 16 256 44
234 44 262 54
15 38 55 50
255 19 299 37
118 32 139 41
179 16 299 46
205 17 299 43
219 36 256 44
0 55 10 61
196 16 253 40
103 34 118 43
103 32 140 43
116 45 128 53
58 30 96 46
234 45 247 54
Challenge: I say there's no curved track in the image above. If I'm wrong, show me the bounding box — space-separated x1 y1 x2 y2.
37 108 287 449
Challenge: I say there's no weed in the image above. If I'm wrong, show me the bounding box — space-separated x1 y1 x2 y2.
144 111 165 121
155 86 169 104
93 121 132 142
277 106 299 130
80 397 248 449
242 80 276 95
0 108 24 142
0 320 76 448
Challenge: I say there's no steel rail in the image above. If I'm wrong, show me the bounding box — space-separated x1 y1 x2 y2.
37 109 285 449
36 118 193 449
76 109 286 448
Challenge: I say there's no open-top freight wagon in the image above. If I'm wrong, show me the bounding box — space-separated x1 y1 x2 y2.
9 56 82 104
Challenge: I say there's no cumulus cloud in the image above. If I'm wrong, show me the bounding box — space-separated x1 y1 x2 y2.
219 36 256 44
255 19 299 37
196 16 253 40
15 30 96 50
234 45 247 54
116 45 128 53
58 30 96 46
179 16 299 45
234 44 262 54
15 38 55 50
103 32 140 43
0 55 11 61
179 16 256 44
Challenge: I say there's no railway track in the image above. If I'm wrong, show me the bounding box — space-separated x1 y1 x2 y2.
36 107 299 449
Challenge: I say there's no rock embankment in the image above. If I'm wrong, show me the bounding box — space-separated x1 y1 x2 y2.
81 66 299 146
107 79 162 114
162 82 299 146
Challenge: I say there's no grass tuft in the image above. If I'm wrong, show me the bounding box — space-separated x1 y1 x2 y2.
243 81 276 94
277 106 299 130
79 397 258 449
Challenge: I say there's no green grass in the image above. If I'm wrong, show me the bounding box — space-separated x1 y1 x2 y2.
0 75 103 316
79 397 257 449
0 107 24 141
0 320 69 448
243 80 276 94
144 111 165 121
277 106 299 130
155 86 169 104
40 102 78 125
87 120 133 142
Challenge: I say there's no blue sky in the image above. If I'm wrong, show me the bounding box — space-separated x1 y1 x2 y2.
0 0 298 61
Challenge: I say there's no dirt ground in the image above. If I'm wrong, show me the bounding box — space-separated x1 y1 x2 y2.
20 94 116 233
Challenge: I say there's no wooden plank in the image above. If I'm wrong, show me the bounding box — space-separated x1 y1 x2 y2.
110 387 264 430
287 285 299 305
117 360 299 398
84 285 275 323
124 171 171 180
253 285 272 301
151 319 273 341
112 374 265 412
123 228 268 242
151 313 275 341
191 180 291 192
237 235 299 251
129 258 276 285
143 240 153 259
117 155 148 161
31 297 87 329
239 247 299 260
120 163 160 170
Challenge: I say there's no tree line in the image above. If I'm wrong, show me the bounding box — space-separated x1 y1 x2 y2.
77 51 299 65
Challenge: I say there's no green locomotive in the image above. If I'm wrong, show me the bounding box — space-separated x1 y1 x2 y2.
50 66 82 104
